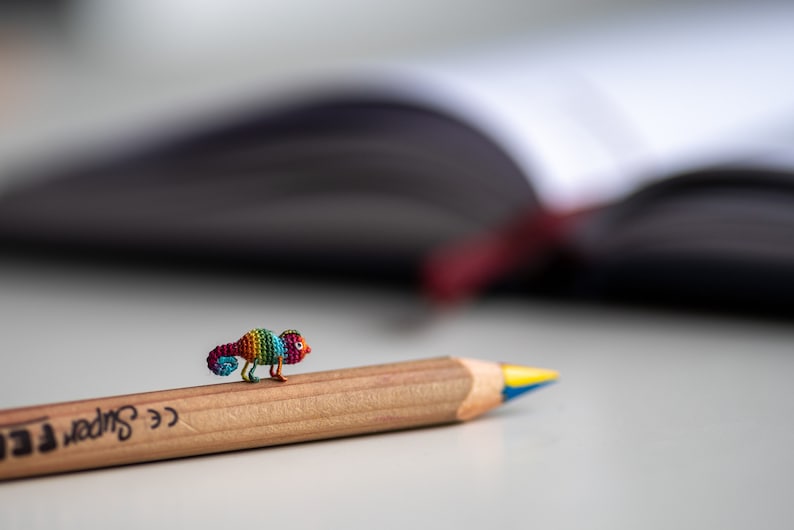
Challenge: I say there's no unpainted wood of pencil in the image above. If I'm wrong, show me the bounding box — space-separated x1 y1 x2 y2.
0 356 558 480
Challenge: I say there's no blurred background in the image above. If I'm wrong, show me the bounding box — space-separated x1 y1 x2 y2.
0 0 723 182
3 0 793 302
1 0 793 379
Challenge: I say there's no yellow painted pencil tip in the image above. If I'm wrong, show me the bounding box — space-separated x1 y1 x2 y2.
501 364 559 401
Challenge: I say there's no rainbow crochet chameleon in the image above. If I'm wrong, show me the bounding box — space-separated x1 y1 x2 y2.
207 329 311 382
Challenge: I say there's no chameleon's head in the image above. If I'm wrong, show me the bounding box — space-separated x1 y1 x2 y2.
280 329 311 363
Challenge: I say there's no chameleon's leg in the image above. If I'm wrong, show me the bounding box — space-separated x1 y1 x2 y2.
269 364 277 377
240 360 251 382
273 357 287 382
247 362 260 383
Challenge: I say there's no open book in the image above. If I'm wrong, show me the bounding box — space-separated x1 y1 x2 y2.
1 4 793 311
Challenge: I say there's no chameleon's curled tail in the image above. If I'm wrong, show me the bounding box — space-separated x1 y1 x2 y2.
207 342 239 377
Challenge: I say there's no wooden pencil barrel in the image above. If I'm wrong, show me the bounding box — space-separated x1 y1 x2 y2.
0 357 491 480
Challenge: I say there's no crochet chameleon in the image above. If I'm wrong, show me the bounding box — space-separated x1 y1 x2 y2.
207 329 311 382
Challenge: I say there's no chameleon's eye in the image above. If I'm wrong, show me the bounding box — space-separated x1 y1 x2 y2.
295 342 304 350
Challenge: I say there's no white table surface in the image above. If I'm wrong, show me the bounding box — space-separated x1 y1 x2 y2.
0 255 792 530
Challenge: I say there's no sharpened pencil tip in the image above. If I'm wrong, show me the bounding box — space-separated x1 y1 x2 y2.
501 364 559 401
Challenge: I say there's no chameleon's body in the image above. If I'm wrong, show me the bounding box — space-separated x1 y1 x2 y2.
207 328 311 382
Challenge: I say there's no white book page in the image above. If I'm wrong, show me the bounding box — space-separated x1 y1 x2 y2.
365 2 794 211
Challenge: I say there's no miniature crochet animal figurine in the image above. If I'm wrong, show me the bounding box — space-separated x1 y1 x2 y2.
207 329 311 382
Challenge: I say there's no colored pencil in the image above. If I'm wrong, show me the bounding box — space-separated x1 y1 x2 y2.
0 357 557 480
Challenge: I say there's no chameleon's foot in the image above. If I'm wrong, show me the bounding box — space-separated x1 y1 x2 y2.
246 363 261 383
241 371 258 383
270 358 287 382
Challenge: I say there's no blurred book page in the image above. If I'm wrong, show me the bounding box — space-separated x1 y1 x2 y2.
373 2 794 211
3 2 794 215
